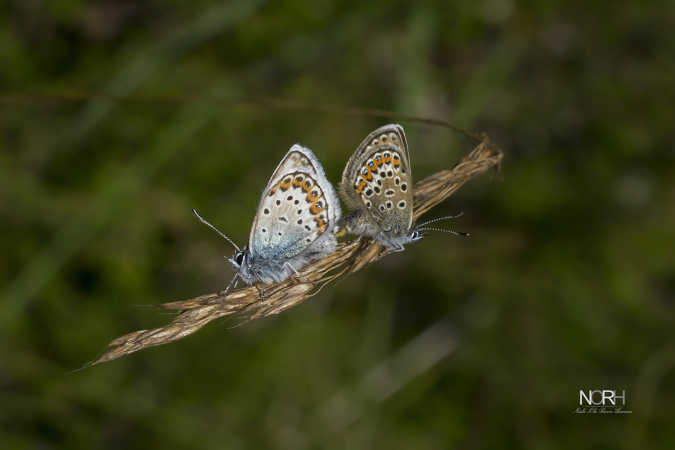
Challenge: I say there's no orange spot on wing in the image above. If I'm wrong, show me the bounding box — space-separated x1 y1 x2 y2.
314 217 327 232
383 154 392 163
355 180 367 194
306 191 320 203
310 203 324 214
280 179 292 190
374 156 383 166
392 159 401 167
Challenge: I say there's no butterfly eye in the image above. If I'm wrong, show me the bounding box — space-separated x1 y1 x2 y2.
235 252 245 266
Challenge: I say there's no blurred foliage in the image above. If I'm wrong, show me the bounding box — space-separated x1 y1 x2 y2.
1 0 674 449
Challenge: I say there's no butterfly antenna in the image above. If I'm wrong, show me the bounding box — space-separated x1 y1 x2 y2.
417 226 470 238
192 208 241 252
417 212 464 227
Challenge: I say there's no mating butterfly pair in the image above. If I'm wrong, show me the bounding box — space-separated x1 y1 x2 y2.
194 124 465 291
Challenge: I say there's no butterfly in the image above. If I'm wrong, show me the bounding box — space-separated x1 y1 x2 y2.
339 124 467 251
193 144 341 293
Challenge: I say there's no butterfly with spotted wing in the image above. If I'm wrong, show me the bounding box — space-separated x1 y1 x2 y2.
339 124 467 251
194 144 341 293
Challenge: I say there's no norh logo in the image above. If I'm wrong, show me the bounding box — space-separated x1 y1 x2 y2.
575 389 632 414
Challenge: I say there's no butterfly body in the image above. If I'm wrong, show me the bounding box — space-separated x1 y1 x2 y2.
339 124 421 251
339 209 422 250
230 232 336 285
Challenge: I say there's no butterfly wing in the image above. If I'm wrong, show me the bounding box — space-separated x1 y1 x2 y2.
340 124 413 235
249 144 341 261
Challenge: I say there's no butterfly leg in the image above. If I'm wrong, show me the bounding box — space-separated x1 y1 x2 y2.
390 242 406 253
255 283 266 301
221 273 240 296
285 262 310 283
380 235 405 253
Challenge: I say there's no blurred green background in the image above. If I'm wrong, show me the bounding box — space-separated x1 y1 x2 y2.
1 1 674 449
